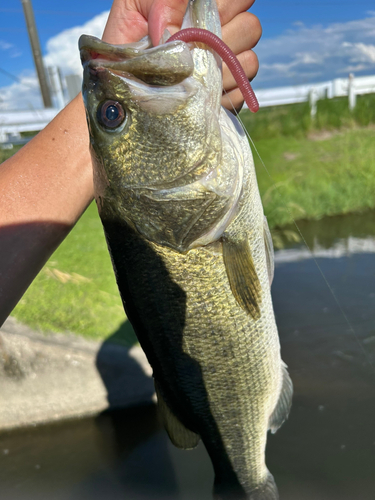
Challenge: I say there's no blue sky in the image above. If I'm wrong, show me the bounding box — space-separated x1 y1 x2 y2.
1 0 375 109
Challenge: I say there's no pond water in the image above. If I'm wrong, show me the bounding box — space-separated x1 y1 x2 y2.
1 211 375 500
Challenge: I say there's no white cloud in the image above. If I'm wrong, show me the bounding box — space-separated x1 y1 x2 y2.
0 39 22 58
44 11 109 75
0 40 13 51
338 64 368 74
0 12 109 111
0 73 42 111
9 51 22 59
254 15 375 88
342 42 375 63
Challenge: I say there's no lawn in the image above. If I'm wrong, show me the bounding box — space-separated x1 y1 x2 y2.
253 127 375 227
12 201 137 345
3 95 375 340
0 145 23 163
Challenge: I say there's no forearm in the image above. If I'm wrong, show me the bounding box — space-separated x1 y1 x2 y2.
0 94 93 326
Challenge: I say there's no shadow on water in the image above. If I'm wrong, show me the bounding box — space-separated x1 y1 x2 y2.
88 407 179 500
1 210 375 499
98 215 246 498
94 322 180 499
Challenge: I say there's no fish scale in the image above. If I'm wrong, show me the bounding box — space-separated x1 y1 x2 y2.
80 0 292 498
108 223 282 495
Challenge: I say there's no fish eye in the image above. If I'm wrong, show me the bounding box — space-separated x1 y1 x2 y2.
97 100 126 129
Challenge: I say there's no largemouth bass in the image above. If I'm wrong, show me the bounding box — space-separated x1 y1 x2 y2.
80 1 292 498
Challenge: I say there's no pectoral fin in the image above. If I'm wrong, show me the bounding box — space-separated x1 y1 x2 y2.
155 380 200 450
222 236 262 320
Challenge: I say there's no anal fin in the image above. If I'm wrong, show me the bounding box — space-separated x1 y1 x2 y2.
222 236 262 320
155 380 200 450
269 362 293 434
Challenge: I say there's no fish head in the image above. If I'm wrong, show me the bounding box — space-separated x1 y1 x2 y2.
80 35 221 176
80 0 245 251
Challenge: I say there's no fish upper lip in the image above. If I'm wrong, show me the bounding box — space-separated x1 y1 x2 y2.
80 46 134 68
81 50 121 66
79 34 148 65
79 34 188 66
80 34 195 86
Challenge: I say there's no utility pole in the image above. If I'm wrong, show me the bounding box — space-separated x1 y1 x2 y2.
21 0 53 108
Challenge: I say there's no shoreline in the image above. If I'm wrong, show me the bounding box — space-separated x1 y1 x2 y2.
0 317 155 432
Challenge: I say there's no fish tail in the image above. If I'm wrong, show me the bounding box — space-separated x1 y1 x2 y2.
213 471 278 500
247 472 279 500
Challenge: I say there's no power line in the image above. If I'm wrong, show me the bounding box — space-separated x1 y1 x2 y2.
0 28 26 32
0 67 23 83
0 27 64 33
0 8 105 16
0 67 38 89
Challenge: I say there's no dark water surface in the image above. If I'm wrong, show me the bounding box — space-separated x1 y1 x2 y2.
1 211 375 499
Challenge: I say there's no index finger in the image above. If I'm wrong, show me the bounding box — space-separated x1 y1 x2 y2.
102 0 189 45
148 0 189 45
102 0 151 44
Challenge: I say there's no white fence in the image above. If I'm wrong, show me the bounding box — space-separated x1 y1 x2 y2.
0 67 80 146
0 108 59 144
253 74 375 112
1 74 375 145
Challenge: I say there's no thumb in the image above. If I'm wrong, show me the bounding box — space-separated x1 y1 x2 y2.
148 0 188 45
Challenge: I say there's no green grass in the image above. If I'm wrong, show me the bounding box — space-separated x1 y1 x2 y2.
3 96 375 339
0 144 23 163
252 127 375 229
12 202 137 345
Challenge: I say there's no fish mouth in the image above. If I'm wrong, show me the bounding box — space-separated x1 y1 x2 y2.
79 34 151 64
79 34 194 86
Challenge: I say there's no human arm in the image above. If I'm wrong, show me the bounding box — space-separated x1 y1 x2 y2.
0 95 93 325
0 0 261 326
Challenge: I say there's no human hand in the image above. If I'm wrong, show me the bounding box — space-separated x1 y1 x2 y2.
102 0 261 111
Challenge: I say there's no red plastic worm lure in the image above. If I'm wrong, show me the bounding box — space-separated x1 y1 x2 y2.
168 28 259 113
